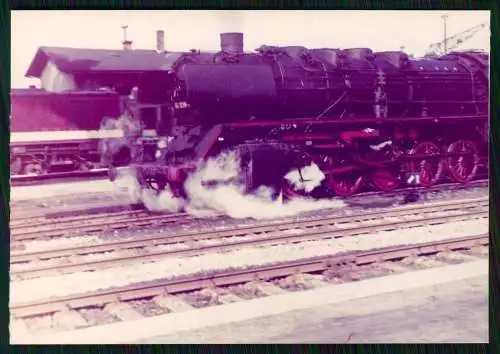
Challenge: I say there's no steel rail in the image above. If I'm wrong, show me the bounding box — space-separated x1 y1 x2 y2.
11 213 226 241
11 205 487 278
11 210 158 230
11 190 488 242
10 203 146 224
12 197 487 260
10 234 488 318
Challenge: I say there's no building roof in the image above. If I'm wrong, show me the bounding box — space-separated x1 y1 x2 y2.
25 46 184 78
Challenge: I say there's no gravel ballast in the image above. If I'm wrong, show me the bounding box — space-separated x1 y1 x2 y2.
10 217 487 305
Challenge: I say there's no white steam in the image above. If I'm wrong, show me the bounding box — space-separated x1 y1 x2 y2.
215 11 244 33
142 186 185 213
110 167 186 213
129 150 345 220
284 163 326 193
110 167 142 204
99 113 141 164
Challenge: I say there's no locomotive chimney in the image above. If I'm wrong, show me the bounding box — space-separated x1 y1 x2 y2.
156 30 165 53
220 32 244 55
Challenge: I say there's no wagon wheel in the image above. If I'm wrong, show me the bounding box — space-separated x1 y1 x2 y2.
446 139 480 183
10 157 23 175
107 165 118 182
23 162 47 175
407 141 444 188
370 169 401 192
79 161 96 172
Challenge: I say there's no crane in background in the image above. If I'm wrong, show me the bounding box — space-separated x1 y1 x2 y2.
425 20 488 57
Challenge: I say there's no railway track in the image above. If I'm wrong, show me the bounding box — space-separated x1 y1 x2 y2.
10 200 145 223
10 234 488 322
10 177 488 226
10 209 215 241
10 204 148 228
10 203 146 226
11 197 488 278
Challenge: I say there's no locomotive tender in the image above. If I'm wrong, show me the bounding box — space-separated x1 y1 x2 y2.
119 32 490 198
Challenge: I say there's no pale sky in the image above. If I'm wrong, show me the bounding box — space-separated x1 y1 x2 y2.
11 10 490 88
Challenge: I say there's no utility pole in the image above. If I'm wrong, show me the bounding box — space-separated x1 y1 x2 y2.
121 25 133 50
442 14 448 54
121 25 128 42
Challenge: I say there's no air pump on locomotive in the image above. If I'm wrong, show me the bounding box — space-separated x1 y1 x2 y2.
115 32 488 200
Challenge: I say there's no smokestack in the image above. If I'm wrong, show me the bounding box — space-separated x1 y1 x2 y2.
156 30 165 53
122 40 133 51
220 32 244 55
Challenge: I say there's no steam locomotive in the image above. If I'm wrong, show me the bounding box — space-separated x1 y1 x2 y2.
119 32 489 199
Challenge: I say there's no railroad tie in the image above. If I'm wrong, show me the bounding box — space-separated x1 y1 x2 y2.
253 282 288 296
275 273 324 289
219 293 245 304
294 273 329 288
199 288 245 304
52 309 88 330
104 301 144 321
435 251 479 263
153 295 195 312
378 262 412 274
400 256 449 269
469 246 489 257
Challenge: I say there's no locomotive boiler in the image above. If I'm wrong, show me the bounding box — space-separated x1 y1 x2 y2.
126 32 489 199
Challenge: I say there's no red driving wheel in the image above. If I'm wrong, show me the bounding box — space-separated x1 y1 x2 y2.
407 141 444 188
446 139 480 184
326 174 364 197
370 169 401 192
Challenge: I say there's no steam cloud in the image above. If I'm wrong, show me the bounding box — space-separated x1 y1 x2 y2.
215 11 244 33
97 113 144 207
284 163 326 193
108 167 143 205
117 150 345 220
98 113 141 166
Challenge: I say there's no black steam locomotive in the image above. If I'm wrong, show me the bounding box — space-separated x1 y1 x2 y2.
123 32 488 199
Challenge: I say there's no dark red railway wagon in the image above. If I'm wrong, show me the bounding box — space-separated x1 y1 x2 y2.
10 88 122 175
